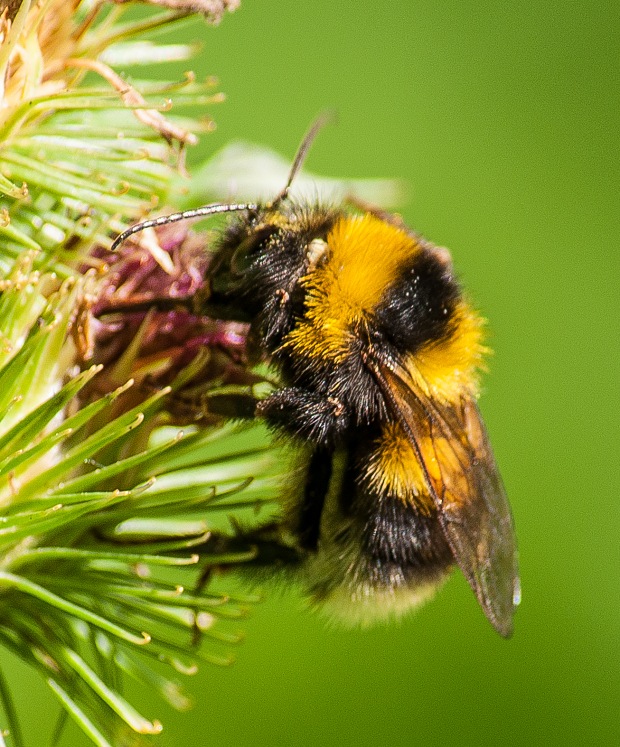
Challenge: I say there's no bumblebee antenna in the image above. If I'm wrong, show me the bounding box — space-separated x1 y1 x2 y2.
110 113 334 252
269 111 335 209
110 202 258 252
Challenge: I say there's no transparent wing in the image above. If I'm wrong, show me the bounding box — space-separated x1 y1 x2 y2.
367 356 520 637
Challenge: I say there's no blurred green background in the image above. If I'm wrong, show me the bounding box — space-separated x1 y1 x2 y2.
12 0 620 745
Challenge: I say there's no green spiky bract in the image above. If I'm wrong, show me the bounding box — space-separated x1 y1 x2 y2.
0 2 287 745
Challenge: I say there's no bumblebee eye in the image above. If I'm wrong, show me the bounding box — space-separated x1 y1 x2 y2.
230 228 272 276
230 238 257 276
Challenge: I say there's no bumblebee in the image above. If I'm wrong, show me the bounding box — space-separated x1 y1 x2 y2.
111 119 520 637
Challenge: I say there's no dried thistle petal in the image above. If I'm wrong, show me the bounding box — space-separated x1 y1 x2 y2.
88 224 259 426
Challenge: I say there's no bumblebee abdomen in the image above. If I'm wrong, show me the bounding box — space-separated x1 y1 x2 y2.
290 429 454 624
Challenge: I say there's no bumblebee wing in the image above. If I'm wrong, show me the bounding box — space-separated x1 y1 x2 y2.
367 357 520 637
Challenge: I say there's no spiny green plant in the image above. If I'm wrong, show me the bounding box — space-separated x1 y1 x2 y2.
0 2 399 745
0 2 279 745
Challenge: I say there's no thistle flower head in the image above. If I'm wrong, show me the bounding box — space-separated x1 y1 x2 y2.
0 4 288 746
0 4 402 744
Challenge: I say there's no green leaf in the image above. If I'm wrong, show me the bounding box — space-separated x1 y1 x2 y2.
0 573 150 646
47 680 114 747
14 389 169 502
13 546 199 570
50 431 180 495
0 665 23 747
60 647 162 735
0 365 102 465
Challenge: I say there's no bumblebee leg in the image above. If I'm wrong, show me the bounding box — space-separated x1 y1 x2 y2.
164 390 258 422
193 522 303 591
257 387 350 444
190 524 303 646
295 445 334 550
204 392 258 420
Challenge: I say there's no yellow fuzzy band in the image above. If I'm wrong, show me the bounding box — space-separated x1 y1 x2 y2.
365 422 436 512
283 214 421 362
404 302 488 404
